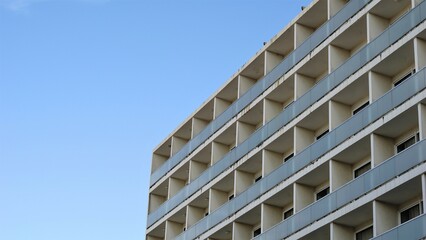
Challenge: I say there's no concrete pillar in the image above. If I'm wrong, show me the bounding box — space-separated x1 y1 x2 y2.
330 222 353 240
330 159 352 192
373 200 397 236
261 203 282 232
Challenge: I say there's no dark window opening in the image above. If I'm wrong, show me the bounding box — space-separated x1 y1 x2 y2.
396 135 417 153
284 153 294 162
401 202 423 224
228 194 234 200
255 176 262 182
316 130 329 140
353 101 369 115
354 162 371 178
394 70 415 87
356 226 373 240
316 187 330 200
283 208 294 219
253 228 261 237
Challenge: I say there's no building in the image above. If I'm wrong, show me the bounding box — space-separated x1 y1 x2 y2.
146 0 426 239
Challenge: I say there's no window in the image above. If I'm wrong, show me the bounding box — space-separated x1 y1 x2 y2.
355 226 373 240
284 153 294 162
394 69 415 87
228 194 234 200
283 208 294 220
354 162 371 178
400 202 423 224
254 176 262 183
316 130 329 140
396 134 418 153
316 187 329 200
353 101 369 115
253 227 261 237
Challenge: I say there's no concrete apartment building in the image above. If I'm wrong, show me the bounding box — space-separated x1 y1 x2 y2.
146 0 426 239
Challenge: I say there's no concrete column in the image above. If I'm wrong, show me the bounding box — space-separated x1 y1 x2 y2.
422 174 426 213
327 0 347 19
417 103 426 140
414 38 426 71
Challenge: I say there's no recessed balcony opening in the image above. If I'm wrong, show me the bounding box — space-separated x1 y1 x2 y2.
330 73 369 130
295 103 329 154
238 102 263 145
262 185 293 231
165 208 186 239
146 222 165 240
212 122 237 164
295 0 328 48
186 191 209 229
210 172 234 212
233 206 261 239
294 161 330 212
333 202 373 240
374 176 423 235
299 223 330 240
370 0 411 25
330 16 367 70
372 106 419 166
264 128 294 173
194 98 214 124
240 52 265 84
264 75 295 122
149 180 168 213
267 25 295 60
189 144 211 182
370 40 415 101
235 152 262 195
332 136 371 190
208 223 233 240
168 161 190 199
295 47 329 99
151 137 172 173
216 77 238 106
328 0 349 19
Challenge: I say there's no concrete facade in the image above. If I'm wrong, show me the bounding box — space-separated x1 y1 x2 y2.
147 0 426 239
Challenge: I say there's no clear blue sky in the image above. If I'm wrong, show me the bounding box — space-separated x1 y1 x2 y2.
0 1 311 239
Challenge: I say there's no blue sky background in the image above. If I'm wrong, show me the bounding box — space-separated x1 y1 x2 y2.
0 1 311 239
